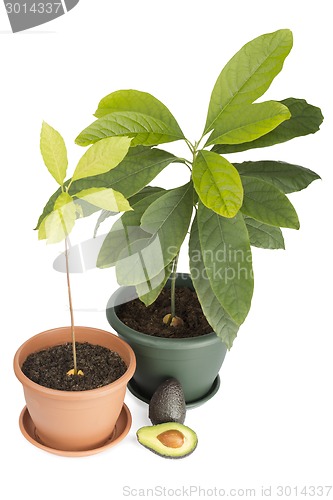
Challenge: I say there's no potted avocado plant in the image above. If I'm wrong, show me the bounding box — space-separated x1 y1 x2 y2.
14 123 136 456
35 29 324 408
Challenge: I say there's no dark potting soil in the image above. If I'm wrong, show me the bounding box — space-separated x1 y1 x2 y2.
22 342 127 391
117 287 213 339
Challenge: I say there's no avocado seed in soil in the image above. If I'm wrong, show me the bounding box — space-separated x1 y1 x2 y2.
21 342 127 391
117 287 212 339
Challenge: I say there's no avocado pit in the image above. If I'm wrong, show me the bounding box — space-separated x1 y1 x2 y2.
157 429 185 448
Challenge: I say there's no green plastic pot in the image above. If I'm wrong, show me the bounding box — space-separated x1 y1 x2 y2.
106 274 227 407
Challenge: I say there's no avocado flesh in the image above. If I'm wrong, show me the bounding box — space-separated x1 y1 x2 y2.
149 378 186 425
137 422 198 458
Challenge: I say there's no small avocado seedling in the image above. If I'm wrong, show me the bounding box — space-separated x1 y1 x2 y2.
149 378 186 425
37 122 132 376
137 422 198 459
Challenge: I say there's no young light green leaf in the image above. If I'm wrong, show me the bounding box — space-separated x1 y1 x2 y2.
75 111 184 148
244 215 285 249
189 217 239 348
197 202 253 325
97 190 166 269
212 98 324 154
95 90 184 137
40 122 68 186
193 150 243 218
71 136 132 182
38 192 76 244
115 183 194 285
205 101 290 146
235 160 320 193
75 187 132 212
204 29 293 134
241 176 300 229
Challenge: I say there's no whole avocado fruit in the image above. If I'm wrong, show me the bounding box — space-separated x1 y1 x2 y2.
149 377 186 425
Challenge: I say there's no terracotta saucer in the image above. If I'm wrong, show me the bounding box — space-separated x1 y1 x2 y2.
127 375 220 409
19 404 132 457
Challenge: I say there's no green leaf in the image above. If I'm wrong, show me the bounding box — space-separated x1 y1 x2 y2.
71 146 177 198
205 101 290 146
95 90 183 137
35 186 62 230
241 176 300 229
197 202 253 325
244 215 285 249
189 217 239 348
71 136 132 182
136 262 173 306
115 183 194 285
40 122 68 186
93 186 165 238
75 187 132 212
97 190 166 269
212 98 324 154
75 112 184 148
204 29 293 134
38 192 76 244
76 95 184 147
192 150 243 218
35 147 175 230
235 160 320 194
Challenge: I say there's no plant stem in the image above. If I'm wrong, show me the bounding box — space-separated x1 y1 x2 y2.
170 254 179 318
65 236 78 375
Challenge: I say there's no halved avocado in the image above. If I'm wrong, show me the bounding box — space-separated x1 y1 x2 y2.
136 422 198 458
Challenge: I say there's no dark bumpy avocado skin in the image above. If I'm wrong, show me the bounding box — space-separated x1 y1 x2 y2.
149 378 186 425
136 422 198 459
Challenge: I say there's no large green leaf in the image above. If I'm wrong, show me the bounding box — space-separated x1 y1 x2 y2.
93 186 165 237
189 217 239 348
71 136 132 182
38 192 76 244
74 187 132 212
97 190 166 268
204 29 293 134
75 108 184 147
71 146 177 197
197 202 253 325
212 98 324 154
35 147 175 230
115 183 194 285
95 90 183 137
192 150 243 218
235 160 320 194
241 176 300 229
40 122 68 186
244 215 285 249
205 101 290 146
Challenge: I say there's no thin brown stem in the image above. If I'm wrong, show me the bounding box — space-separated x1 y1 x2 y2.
170 254 179 318
65 236 77 374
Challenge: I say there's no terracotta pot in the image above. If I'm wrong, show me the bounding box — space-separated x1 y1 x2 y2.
14 326 136 452
106 273 227 407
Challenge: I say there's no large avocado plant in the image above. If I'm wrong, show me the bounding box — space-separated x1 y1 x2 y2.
36 29 323 349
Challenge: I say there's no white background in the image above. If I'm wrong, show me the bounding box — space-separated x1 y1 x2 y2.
1 1 332 498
